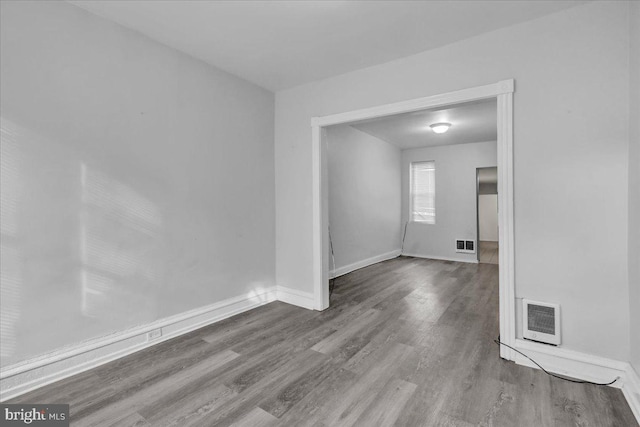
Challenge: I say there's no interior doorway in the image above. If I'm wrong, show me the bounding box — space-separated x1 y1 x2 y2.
477 167 499 264
311 79 517 361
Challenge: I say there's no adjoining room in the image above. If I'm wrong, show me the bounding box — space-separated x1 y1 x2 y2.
325 98 498 279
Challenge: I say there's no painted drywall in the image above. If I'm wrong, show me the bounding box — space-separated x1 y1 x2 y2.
326 125 401 272
629 0 640 374
479 195 499 242
275 1 630 360
0 1 275 367
401 142 497 261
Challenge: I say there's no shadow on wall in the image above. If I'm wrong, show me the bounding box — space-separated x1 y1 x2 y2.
0 117 165 366
79 163 162 320
1 120 22 363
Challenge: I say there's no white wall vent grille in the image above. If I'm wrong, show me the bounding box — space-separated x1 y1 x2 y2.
523 299 561 345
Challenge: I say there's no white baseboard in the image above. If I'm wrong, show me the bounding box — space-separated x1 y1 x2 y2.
513 340 639 423
0 287 277 402
623 364 640 423
3 285 638 425
401 252 479 264
513 339 627 389
330 249 401 279
276 286 315 310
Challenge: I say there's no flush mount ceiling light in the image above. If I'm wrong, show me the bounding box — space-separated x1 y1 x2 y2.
430 122 451 134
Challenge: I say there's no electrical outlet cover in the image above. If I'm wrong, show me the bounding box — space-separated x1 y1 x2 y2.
147 329 162 341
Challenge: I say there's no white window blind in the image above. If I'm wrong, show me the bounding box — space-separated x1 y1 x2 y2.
410 161 435 223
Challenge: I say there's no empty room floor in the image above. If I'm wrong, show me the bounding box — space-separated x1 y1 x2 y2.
479 241 499 264
9 257 637 426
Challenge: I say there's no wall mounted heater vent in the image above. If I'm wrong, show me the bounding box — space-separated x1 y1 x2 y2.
523 299 561 345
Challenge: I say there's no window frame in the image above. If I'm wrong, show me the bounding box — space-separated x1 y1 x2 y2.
409 160 436 224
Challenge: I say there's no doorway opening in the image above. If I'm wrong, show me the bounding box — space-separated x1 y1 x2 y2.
477 167 499 265
311 80 516 360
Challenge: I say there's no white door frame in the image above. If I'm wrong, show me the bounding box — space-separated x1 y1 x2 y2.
311 79 516 361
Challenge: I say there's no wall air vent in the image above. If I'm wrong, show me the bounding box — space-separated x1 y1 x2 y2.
523 299 561 345
455 239 476 254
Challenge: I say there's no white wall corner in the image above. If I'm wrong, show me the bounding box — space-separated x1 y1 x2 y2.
623 364 640 423
0 287 277 402
329 249 401 279
276 286 316 310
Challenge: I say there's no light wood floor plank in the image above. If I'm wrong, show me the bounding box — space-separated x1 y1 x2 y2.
227 407 278 427
353 377 417 427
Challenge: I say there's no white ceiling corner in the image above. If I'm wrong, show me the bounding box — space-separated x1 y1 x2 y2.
68 0 588 91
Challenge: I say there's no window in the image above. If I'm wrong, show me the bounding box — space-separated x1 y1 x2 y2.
410 161 435 223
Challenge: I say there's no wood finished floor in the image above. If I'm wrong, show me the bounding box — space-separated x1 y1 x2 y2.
479 241 499 265
10 256 638 426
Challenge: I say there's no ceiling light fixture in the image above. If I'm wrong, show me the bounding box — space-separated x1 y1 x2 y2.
430 122 451 134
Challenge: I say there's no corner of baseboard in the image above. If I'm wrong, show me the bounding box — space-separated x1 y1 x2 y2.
329 249 401 279
622 364 640 423
0 287 277 402
513 339 628 389
400 253 478 264
276 286 315 310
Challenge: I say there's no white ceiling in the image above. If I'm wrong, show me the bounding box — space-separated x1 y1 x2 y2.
68 0 587 91
349 99 497 150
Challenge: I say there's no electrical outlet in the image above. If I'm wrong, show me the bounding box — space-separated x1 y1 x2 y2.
147 329 162 341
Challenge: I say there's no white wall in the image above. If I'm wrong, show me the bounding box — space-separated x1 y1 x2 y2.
629 0 640 374
275 1 630 361
326 125 401 273
0 1 275 366
401 141 496 262
479 195 499 242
